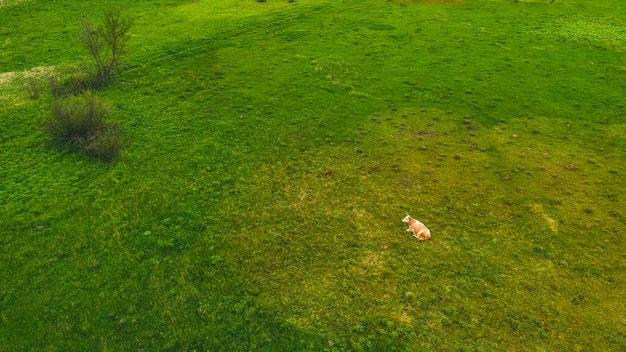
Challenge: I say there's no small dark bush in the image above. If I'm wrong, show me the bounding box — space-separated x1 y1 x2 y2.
46 91 122 161
48 75 65 96
48 65 95 96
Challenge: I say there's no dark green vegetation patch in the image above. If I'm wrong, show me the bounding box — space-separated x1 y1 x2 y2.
1 0 625 351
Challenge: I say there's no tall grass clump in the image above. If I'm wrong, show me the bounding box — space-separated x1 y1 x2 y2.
46 91 121 161
84 125 122 161
24 76 42 99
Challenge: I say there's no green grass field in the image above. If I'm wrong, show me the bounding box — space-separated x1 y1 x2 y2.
1 0 625 350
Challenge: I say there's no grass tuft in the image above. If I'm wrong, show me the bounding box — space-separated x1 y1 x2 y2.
46 91 122 161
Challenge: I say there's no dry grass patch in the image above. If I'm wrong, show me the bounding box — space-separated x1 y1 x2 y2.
222 107 625 350
0 66 53 86
0 0 31 7
391 0 464 4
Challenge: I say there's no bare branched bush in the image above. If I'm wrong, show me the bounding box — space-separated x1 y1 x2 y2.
80 8 133 86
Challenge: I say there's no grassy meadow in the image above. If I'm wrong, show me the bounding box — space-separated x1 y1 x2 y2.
1 0 625 350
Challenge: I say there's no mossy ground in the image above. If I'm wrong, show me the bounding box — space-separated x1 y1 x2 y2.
1 0 625 351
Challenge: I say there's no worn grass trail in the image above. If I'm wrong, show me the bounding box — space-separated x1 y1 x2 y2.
1 0 625 351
